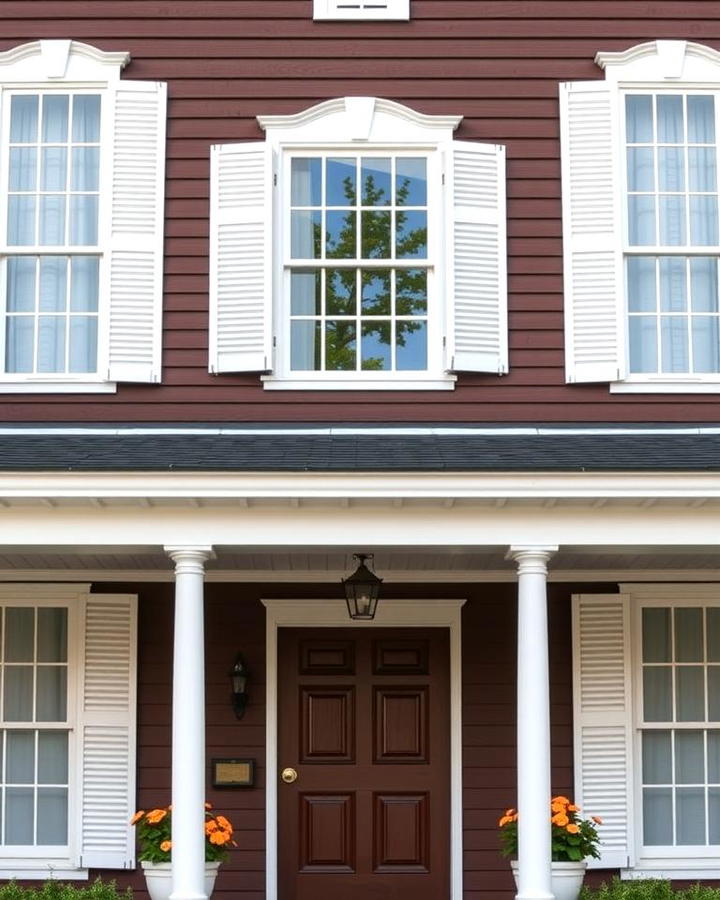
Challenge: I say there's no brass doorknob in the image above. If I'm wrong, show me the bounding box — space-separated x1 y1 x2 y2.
281 767 298 784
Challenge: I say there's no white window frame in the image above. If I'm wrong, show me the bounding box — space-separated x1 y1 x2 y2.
313 0 410 21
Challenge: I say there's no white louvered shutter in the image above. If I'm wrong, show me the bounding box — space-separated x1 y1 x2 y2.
572 593 633 869
209 142 273 373
78 594 138 869
106 81 167 383
446 141 507 374
560 82 625 383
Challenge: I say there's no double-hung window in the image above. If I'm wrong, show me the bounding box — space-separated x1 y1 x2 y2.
561 40 720 391
0 39 166 392
313 1 410 21
209 96 508 390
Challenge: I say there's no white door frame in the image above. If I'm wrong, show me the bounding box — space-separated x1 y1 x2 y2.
262 597 465 900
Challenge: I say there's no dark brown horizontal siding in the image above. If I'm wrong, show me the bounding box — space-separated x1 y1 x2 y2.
4 2 720 420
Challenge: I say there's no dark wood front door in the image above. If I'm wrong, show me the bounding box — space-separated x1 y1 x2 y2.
277 627 450 900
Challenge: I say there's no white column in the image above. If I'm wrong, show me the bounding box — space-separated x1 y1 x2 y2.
508 545 558 900
165 546 214 900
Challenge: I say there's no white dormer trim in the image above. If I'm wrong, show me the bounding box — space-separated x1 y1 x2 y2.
596 39 720 83
0 39 129 83
257 96 462 146
313 0 410 21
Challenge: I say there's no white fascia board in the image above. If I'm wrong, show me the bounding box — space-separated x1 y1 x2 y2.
2 470 720 499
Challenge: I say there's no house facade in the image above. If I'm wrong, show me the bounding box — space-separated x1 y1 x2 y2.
1 3 720 899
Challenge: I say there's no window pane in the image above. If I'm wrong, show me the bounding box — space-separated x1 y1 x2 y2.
326 321 356 370
677 787 706 844
657 95 684 143
42 95 68 143
688 95 716 143
37 317 66 374
362 211 391 259
396 158 427 206
9 147 37 191
644 666 672 721
39 195 66 245
326 158 356 206
661 316 689 373
690 258 718 312
37 788 68 844
397 320 427 371
690 196 719 246
37 609 67 663
709 610 720 661
291 158 321 207
709 731 720 783
7 731 35 783
676 607 704 662
710 787 720 844
659 257 687 312
326 210 356 259
69 316 97 374
628 257 657 312
643 730 672 783
628 195 656 245
5 318 34 374
69 194 98 245
643 607 671 662
8 195 36 246
689 147 717 192
627 146 655 191
361 269 390 315
361 321 391 370
6 608 34 662
361 158 391 206
38 732 68 784
643 788 673 844
396 269 427 315
72 95 101 142
708 667 720 720
676 730 705 783
290 270 321 315
7 257 37 313
692 317 720 373
396 210 427 259
4 668 34 721
36 667 67 722
629 316 658 373
290 320 320 371
659 195 686 245
41 147 67 192
71 147 99 191
290 210 321 259
39 257 67 312
677 666 705 721
658 147 685 191
10 95 38 143
70 256 99 312
326 269 357 315
5 788 34 845
626 95 653 143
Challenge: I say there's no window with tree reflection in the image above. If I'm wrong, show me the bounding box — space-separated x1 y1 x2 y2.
288 154 429 372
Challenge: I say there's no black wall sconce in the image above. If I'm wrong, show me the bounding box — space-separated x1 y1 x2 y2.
342 553 383 620
230 654 250 719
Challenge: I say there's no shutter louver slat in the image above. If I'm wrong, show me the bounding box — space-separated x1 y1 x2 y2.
572 594 633 870
448 141 507 374
79 594 137 870
561 82 623 383
107 82 166 384
210 142 272 374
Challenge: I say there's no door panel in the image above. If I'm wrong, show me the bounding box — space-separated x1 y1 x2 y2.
278 627 450 900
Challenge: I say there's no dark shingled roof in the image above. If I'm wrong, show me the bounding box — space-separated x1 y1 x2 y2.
0 426 720 471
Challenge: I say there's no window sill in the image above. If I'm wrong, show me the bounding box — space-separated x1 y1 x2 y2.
262 375 457 391
610 380 720 393
0 381 117 394
0 867 88 880
622 865 720 880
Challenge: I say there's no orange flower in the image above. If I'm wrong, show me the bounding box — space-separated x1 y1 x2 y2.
209 830 228 845
568 804 580 812
130 810 145 825
215 815 233 833
504 808 516 817
566 823 580 834
499 815 512 827
552 795 569 805
146 808 167 825
205 820 219 835
552 813 569 827
205 802 212 810
160 840 172 852
592 816 603 825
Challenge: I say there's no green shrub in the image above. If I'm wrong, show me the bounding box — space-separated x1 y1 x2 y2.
580 878 720 900
0 879 132 900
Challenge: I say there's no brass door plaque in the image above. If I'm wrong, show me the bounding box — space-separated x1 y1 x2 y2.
212 758 255 787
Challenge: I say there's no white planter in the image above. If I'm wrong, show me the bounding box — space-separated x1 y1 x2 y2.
510 860 587 900
141 861 220 900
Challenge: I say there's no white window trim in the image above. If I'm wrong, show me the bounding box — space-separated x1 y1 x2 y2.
624 583 720 875
313 0 410 21
258 97 460 391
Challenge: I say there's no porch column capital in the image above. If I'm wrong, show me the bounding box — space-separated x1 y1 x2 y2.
165 545 214 575
507 545 558 575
